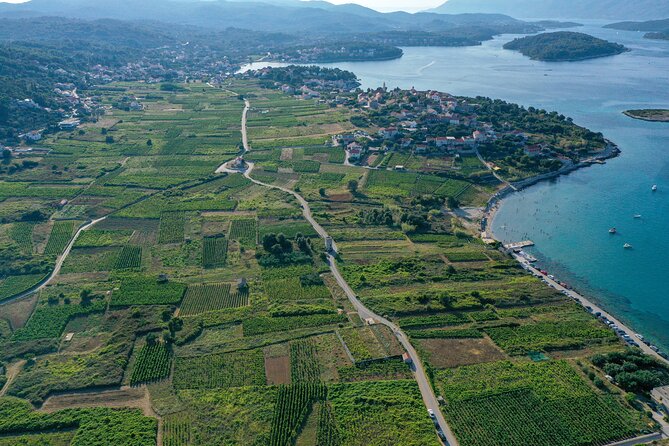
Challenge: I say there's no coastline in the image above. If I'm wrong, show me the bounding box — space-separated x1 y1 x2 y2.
481 142 669 365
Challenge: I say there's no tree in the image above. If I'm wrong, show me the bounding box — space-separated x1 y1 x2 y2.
319 188 326 197
1 148 11 165
347 180 358 193
80 289 93 305
0 97 8 124
105 135 114 144
146 333 158 345
147 139 153 146
447 196 460 209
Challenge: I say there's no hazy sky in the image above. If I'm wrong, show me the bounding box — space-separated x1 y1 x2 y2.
323 0 444 12
0 0 445 13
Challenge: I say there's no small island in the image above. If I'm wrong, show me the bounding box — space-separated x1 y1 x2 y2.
503 31 628 62
624 109 669 122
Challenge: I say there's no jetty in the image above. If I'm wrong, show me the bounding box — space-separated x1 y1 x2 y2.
504 240 535 250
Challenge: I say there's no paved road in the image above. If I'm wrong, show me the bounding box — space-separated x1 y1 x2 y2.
515 254 669 367
227 98 458 446
0 217 107 307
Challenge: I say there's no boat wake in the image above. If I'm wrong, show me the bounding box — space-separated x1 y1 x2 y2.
417 61 436 75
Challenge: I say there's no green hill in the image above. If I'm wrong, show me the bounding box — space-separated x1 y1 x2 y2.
503 32 627 62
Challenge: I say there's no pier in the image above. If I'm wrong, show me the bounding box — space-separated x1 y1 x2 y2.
504 240 535 250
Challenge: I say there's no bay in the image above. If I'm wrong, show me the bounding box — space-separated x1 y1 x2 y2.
243 21 669 352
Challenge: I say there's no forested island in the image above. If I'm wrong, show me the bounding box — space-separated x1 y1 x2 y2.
624 109 669 122
503 32 628 62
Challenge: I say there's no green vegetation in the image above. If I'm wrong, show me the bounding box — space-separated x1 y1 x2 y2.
111 275 186 306
130 341 172 385
229 218 257 246
503 31 627 61
158 212 185 244
12 301 106 341
437 360 645 446
114 245 142 270
268 383 327 446
180 283 248 316
0 274 45 302
44 221 76 256
624 109 669 122
592 349 669 393
202 236 228 268
173 349 266 390
0 397 156 446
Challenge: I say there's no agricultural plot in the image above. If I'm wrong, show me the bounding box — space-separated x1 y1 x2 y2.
163 412 192 446
0 397 157 446
11 301 106 341
290 339 322 383
175 386 277 445
158 211 185 244
74 229 133 248
259 220 318 239
61 247 121 273
0 274 45 303
338 327 381 363
173 349 266 390
111 275 186 306
179 283 248 316
364 169 472 200
484 319 616 355
114 245 143 270
202 236 228 268
130 342 172 385
9 222 34 252
243 313 347 336
327 380 440 446
44 221 76 256
268 383 327 446
228 218 257 245
437 360 644 446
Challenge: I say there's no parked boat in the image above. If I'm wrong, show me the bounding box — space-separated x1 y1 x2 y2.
633 214 642 219
609 228 617 234
624 243 633 249
652 185 658 192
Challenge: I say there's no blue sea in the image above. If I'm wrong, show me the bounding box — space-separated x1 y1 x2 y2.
243 21 669 352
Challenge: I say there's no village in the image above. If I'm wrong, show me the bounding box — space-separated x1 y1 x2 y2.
250 66 589 175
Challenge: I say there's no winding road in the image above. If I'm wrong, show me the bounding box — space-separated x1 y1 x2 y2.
219 97 458 446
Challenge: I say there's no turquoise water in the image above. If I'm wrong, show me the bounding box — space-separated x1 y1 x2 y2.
304 22 669 352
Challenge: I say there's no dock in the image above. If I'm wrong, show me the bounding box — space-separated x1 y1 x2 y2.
504 240 535 250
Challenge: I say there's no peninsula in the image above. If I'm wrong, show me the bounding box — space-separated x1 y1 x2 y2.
624 109 669 122
503 31 628 62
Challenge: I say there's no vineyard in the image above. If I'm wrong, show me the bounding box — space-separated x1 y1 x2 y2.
443 389 641 446
243 313 346 336
11 301 106 341
229 218 257 245
114 246 142 270
268 383 327 446
111 275 186 306
437 360 644 446
163 412 192 446
484 320 616 355
316 402 340 446
445 251 490 262
158 211 185 244
0 274 45 303
327 380 440 446
74 229 133 248
290 339 322 383
179 283 248 316
9 222 34 252
44 221 76 256
173 349 266 389
130 342 172 385
202 236 228 268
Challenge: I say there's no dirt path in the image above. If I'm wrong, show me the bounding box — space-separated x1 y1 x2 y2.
0 360 26 397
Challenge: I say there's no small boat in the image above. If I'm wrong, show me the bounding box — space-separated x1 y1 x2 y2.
652 185 658 192
609 228 617 234
633 214 642 219
624 243 633 249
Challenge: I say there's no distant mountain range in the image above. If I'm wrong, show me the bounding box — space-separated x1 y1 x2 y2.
428 0 669 21
0 0 538 35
